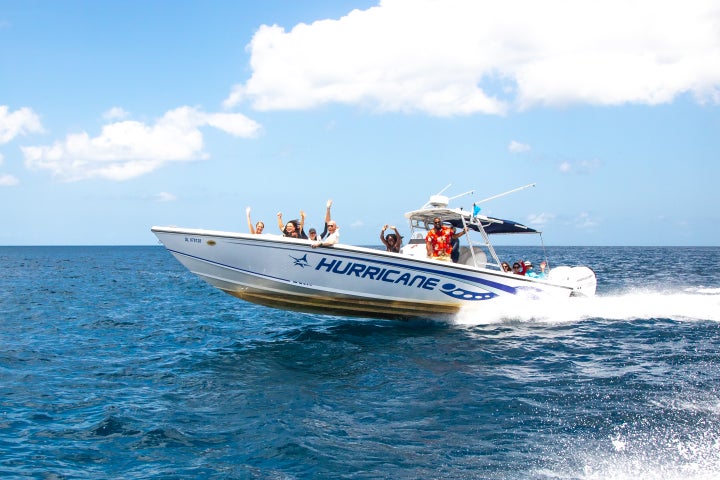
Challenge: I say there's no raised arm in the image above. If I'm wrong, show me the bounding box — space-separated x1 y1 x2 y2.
246 207 255 234
380 224 390 247
277 212 284 233
392 226 402 249
299 210 306 232
325 199 333 223
320 199 332 238
453 227 468 240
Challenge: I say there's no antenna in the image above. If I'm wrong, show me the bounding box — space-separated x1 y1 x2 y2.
448 190 474 201
476 183 535 205
435 184 452 196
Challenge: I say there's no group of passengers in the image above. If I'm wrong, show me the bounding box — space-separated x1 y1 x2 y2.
501 260 547 278
248 200 408 254
424 215 547 277
383 218 469 260
246 200 339 248
247 208 547 276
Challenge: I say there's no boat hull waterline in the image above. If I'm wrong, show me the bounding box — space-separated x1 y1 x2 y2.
151 226 594 320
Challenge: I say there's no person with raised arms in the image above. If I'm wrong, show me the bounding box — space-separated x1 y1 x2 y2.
245 207 264 234
380 225 403 253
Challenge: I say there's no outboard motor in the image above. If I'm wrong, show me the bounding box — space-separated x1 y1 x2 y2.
547 266 597 297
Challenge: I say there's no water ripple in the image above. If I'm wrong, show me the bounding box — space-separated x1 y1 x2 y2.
1 246 719 479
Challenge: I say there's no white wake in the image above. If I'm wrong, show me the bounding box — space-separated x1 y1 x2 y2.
452 287 720 326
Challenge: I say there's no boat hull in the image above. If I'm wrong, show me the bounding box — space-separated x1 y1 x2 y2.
152 226 580 320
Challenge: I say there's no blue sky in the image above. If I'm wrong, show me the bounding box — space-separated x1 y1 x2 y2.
1 0 719 246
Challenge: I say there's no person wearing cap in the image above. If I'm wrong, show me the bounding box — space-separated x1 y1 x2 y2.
526 260 548 278
524 261 537 277
308 199 340 244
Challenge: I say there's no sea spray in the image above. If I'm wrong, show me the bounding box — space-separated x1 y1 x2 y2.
452 288 720 326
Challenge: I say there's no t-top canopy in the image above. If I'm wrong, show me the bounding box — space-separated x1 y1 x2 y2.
404 207 539 235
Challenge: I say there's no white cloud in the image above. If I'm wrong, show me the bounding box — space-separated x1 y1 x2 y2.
202 111 263 137
21 106 262 181
103 107 130 121
226 0 720 116
508 140 530 153
527 212 555 226
558 158 602 174
153 191 177 202
0 105 43 143
0 173 19 186
575 212 597 229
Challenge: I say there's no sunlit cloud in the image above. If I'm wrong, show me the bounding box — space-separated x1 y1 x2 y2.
558 158 603 174
103 107 130 121
0 154 20 186
153 191 177 202
0 105 43 143
509 140 530 153
21 106 262 182
527 212 555 226
575 211 598 229
0 173 19 186
226 0 720 116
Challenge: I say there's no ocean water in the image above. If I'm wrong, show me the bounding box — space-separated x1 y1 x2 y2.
1 245 719 479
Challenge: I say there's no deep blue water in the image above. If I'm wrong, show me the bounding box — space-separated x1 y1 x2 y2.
1 245 719 479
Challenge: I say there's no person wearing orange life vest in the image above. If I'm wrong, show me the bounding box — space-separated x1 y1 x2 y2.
425 217 467 261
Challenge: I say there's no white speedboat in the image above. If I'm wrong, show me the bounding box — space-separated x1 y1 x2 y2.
151 187 596 320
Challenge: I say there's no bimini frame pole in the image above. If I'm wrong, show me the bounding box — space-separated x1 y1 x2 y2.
460 214 502 269
464 183 535 269
458 214 477 266
477 220 501 267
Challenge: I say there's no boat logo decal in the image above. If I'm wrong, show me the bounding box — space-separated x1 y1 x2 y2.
440 283 497 301
290 254 311 268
